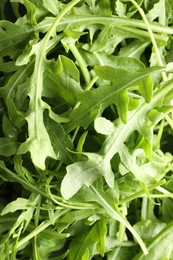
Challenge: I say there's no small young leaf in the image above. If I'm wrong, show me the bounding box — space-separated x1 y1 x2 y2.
139 75 154 103
94 117 115 135
1 198 28 215
115 89 129 123
45 116 74 165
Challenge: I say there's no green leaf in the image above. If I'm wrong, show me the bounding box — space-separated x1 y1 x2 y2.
133 222 173 260
61 153 114 200
94 117 115 135
2 115 18 139
17 102 56 170
68 220 106 260
0 20 33 57
0 137 19 156
80 49 144 70
0 161 49 198
118 39 149 59
162 198 173 223
115 89 129 123
42 0 62 16
43 55 82 105
139 76 154 103
1 198 28 215
44 116 74 165
64 66 164 132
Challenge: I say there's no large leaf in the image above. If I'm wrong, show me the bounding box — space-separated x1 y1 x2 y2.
61 79 173 200
61 153 114 200
64 66 164 132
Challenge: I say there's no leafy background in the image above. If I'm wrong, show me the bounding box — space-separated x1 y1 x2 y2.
0 0 173 259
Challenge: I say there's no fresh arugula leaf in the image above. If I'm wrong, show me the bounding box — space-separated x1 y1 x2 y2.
0 0 173 259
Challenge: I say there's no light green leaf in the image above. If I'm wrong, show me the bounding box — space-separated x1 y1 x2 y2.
119 145 168 185
64 66 164 132
68 220 106 260
139 75 154 103
17 103 56 170
44 116 74 165
61 153 114 200
133 222 173 260
23 0 37 26
94 117 115 135
116 0 126 16
146 0 163 22
42 0 62 16
1 198 28 215
115 89 129 123
0 20 33 57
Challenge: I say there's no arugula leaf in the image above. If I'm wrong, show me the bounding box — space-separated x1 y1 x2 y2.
68 219 107 259
0 0 173 259
64 66 164 132
133 222 173 260
0 20 33 57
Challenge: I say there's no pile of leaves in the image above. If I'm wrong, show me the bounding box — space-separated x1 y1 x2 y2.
0 0 173 259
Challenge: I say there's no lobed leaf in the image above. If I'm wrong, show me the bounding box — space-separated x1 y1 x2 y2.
61 153 114 200
64 66 164 132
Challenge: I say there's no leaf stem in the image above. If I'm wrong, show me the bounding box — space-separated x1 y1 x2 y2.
155 119 165 149
164 114 173 130
102 76 172 162
68 43 91 85
91 185 148 255
129 0 167 81
119 180 166 204
16 210 69 251
36 16 173 36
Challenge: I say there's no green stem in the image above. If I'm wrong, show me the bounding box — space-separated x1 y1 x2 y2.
141 197 148 220
68 43 91 85
117 204 127 242
16 210 68 250
85 75 98 90
164 114 173 130
129 0 167 81
41 0 82 52
119 180 166 204
91 185 148 255
155 119 165 149
102 77 172 161
36 16 173 36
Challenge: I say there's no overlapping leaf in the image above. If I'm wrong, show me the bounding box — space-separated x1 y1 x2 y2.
0 20 33 57
64 66 164 132
61 79 173 200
